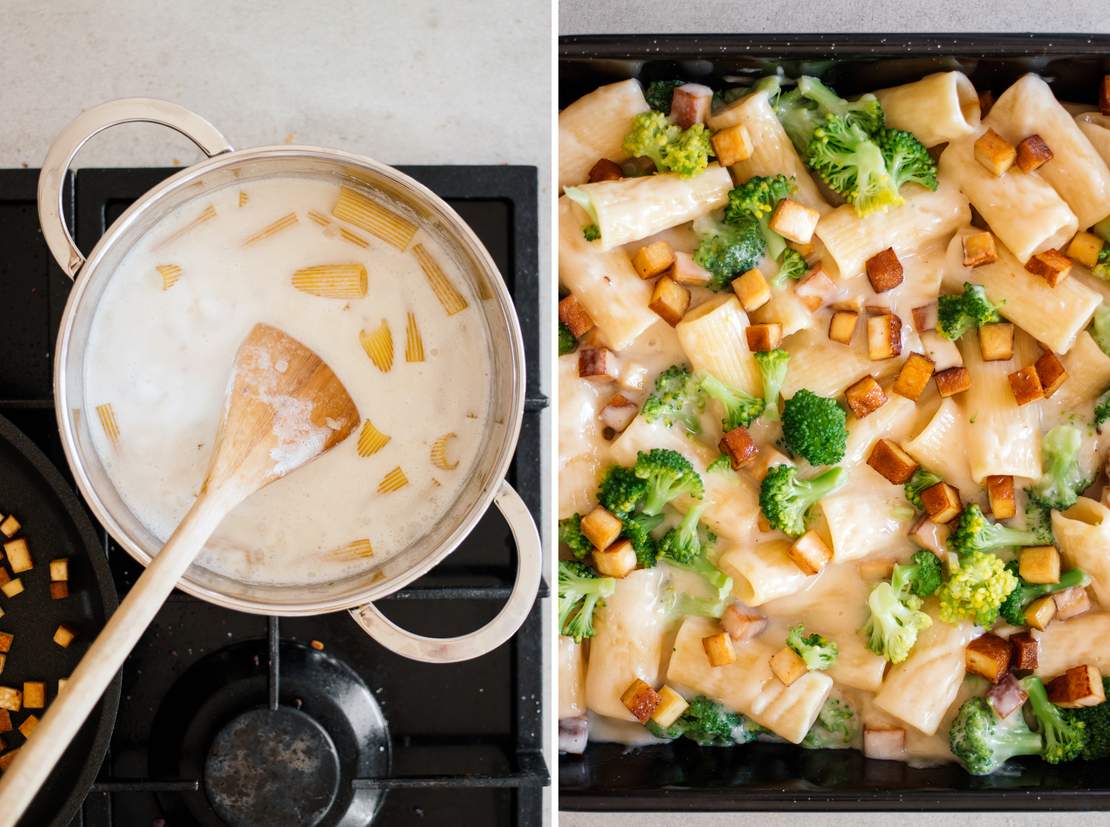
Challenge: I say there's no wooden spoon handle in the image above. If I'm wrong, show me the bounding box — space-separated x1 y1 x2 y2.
0 490 231 825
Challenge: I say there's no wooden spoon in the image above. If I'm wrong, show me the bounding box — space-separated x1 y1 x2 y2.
0 323 359 823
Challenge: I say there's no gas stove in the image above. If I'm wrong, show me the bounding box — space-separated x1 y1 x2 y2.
0 166 548 827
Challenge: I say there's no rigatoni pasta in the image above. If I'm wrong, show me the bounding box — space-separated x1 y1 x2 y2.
559 79 650 191
873 71 981 148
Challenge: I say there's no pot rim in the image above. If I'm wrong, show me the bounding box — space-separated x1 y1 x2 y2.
54 144 526 615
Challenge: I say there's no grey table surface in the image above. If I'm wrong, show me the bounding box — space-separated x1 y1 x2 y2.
559 1 1110 825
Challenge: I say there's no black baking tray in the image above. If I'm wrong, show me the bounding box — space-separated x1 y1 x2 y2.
559 33 1110 812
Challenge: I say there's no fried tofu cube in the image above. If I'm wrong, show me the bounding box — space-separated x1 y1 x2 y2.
703 632 736 667
0 580 23 599
1047 664 1106 708
732 267 771 311
631 241 676 279
0 634 12 655
48 558 68 582
787 530 832 575
749 448 792 482
1102 75 1110 116
0 688 20 713
578 347 619 383
49 582 69 600
965 633 1012 683
865 247 904 293
587 158 623 183
978 323 1014 362
845 375 888 419
3 541 30 575
934 366 970 398
1024 595 1057 630
769 198 820 245
921 482 962 524
668 251 712 288
987 673 1029 718
908 514 951 556
974 128 1017 176
1019 546 1060 585
21 683 43 710
863 726 907 761
986 475 1016 520
1067 231 1105 268
721 603 768 641
921 331 963 371
0 748 18 772
867 439 919 484
648 276 690 326
599 393 639 434
912 302 938 332
828 310 859 345
620 678 662 723
719 427 758 470
670 83 714 128
0 711 10 733
794 264 837 311
711 123 754 166
558 294 594 338
651 686 690 729
1053 586 1091 621
580 506 622 551
53 624 76 649
593 539 637 579
745 323 782 353
1034 351 1068 398
893 353 935 401
962 231 998 268
18 714 38 740
1016 134 1053 173
1008 365 1044 406
1025 249 1072 287
789 239 815 258
867 313 903 360
1010 631 1039 672
769 645 808 685
0 517 17 540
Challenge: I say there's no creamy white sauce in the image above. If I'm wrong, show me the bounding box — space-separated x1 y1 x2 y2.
84 176 492 586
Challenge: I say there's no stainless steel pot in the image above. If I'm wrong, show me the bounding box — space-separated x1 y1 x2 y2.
39 98 541 663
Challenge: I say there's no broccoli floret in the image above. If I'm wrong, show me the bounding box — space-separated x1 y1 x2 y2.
707 454 732 474
786 624 838 670
558 514 593 560
724 174 797 264
644 79 685 113
781 389 848 466
1062 678 1110 760
647 695 761 746
795 75 884 136
622 111 713 178
597 465 647 517
947 504 1046 558
582 223 600 241
1096 386 1110 432
692 213 765 290
753 349 790 423
862 579 932 664
937 282 1001 340
633 449 704 516
1092 305 1110 358
700 373 765 431
558 322 577 356
949 696 1043 775
759 464 845 538
1022 675 1087 764
1092 245 1110 281
660 583 728 620
558 560 616 643
937 549 1019 627
998 561 1090 626
657 503 732 598
1024 500 1056 546
874 126 938 192
641 364 705 434
891 549 944 598
621 511 664 568
806 114 901 217
904 468 943 512
1028 424 1087 511
759 74 884 154
801 696 859 749
773 246 809 287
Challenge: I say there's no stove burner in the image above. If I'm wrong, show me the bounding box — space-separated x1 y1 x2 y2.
205 707 341 827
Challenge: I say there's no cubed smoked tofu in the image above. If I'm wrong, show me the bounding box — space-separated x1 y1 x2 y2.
558 294 594 337
794 264 836 311
921 331 963 371
1102 75 1110 116
0 688 20 713
912 302 938 332
965 633 1012 683
1008 365 1044 406
648 276 690 326
3 541 30 575
1024 595 1057 630
745 323 782 352
787 530 832 575
49 558 68 582
769 199 820 245
651 686 690 729
986 475 1016 520
0 710 9 733
893 353 935 401
863 726 907 761
1019 546 1060 585
578 347 619 383
828 310 859 345
668 251 712 288
769 645 807 685
987 673 1029 718
632 241 676 279
865 303 891 316
20 682 42 710
733 267 771 311
859 557 897 581
18 714 38 739
719 427 758 470
1025 249 1072 287
789 239 815 258
599 393 639 434
0 517 18 539
867 313 903 360
670 83 714 128
593 539 637 579
703 632 736 667
962 231 998 268
1034 351 1068 398
580 506 622 551
0 570 11 589
845 375 887 419
833 296 864 313
49 582 69 600
620 678 662 723
865 247 904 293
0 580 23 599
921 482 962 524
1016 134 1053 173
908 514 951 556
978 323 1014 362
867 439 919 484
721 603 768 641
1047 664 1106 708
0 634 12 654
974 128 1017 176
587 158 623 183
934 366 970 398
749 448 792 482
711 123 754 166
1067 231 1105 268
1053 586 1091 620
53 624 76 649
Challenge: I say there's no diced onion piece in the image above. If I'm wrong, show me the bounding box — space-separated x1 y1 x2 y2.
292 264 368 299
332 185 417 250
356 420 391 457
359 320 394 372
431 432 459 470
155 264 182 291
413 244 469 316
377 467 409 493
405 312 425 362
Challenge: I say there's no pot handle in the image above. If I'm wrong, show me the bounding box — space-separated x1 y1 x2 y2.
348 480 542 663
38 97 234 278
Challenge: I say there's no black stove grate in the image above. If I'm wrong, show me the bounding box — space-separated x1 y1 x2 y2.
0 165 548 826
